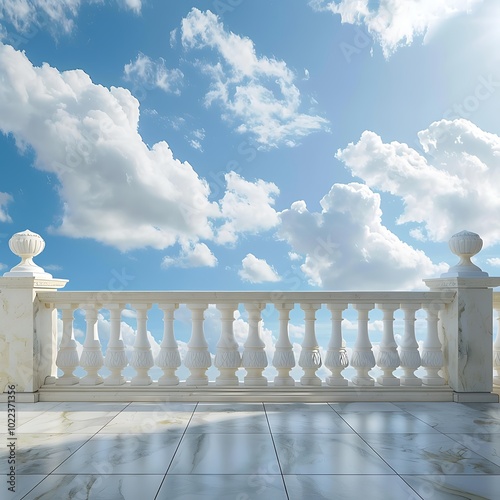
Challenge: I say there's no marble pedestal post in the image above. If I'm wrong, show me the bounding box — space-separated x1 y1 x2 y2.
0 277 67 401
424 277 500 402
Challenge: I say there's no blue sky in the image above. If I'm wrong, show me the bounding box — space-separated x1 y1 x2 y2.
1 0 500 294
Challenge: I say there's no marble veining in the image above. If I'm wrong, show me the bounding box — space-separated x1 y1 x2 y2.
0 401 499 499
361 432 500 475
53 433 182 474
273 433 394 475
21 475 164 500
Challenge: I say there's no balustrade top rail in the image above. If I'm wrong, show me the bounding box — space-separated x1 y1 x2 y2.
37 290 455 306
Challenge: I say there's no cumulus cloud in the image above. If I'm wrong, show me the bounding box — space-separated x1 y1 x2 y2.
0 42 220 251
216 172 280 245
0 192 12 222
487 258 500 267
336 118 500 246
162 242 218 269
238 253 281 283
0 0 141 37
309 0 482 58
279 182 445 290
180 8 328 148
123 52 183 95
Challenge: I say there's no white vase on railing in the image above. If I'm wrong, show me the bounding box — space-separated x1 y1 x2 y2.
3 229 53 278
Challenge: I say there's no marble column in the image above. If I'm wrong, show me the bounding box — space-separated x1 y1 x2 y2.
0 230 67 401
425 230 500 402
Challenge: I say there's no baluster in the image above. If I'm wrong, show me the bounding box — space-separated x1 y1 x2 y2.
272 303 295 386
299 303 322 386
242 303 268 386
215 303 241 386
494 305 500 386
79 304 104 385
55 304 80 385
376 303 401 386
351 303 375 386
399 303 422 386
421 303 445 386
156 303 181 386
325 303 349 386
130 303 154 386
104 304 127 385
185 303 211 386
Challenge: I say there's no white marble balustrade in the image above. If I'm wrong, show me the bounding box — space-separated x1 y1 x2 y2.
36 291 456 392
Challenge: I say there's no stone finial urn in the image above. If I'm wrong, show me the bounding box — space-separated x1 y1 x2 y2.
440 230 488 278
3 229 53 278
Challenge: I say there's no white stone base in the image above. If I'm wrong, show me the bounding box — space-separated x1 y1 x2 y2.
453 392 499 403
10 383 457 403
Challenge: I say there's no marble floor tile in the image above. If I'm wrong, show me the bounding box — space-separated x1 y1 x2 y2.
0 433 90 474
402 474 500 500
0 402 62 433
168 433 279 474
462 402 500 417
187 411 270 433
16 405 127 434
21 474 164 500
125 402 197 413
267 411 354 434
264 403 334 412
284 474 421 500
1 475 46 500
195 403 264 412
393 402 500 433
339 411 439 434
99 404 193 434
329 402 402 413
361 432 500 475
158 474 288 499
273 433 394 475
53 433 182 475
447 433 500 467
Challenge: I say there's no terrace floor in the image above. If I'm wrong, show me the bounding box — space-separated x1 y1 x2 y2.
1 401 500 499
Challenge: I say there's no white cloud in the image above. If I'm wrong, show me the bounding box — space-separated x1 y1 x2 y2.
187 128 205 151
336 118 500 246
487 258 500 267
0 42 219 251
0 192 12 222
310 0 483 58
123 52 183 95
0 0 141 36
216 172 280 245
279 182 446 290
180 8 328 148
119 0 141 14
238 253 280 283
288 251 302 261
162 242 218 269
